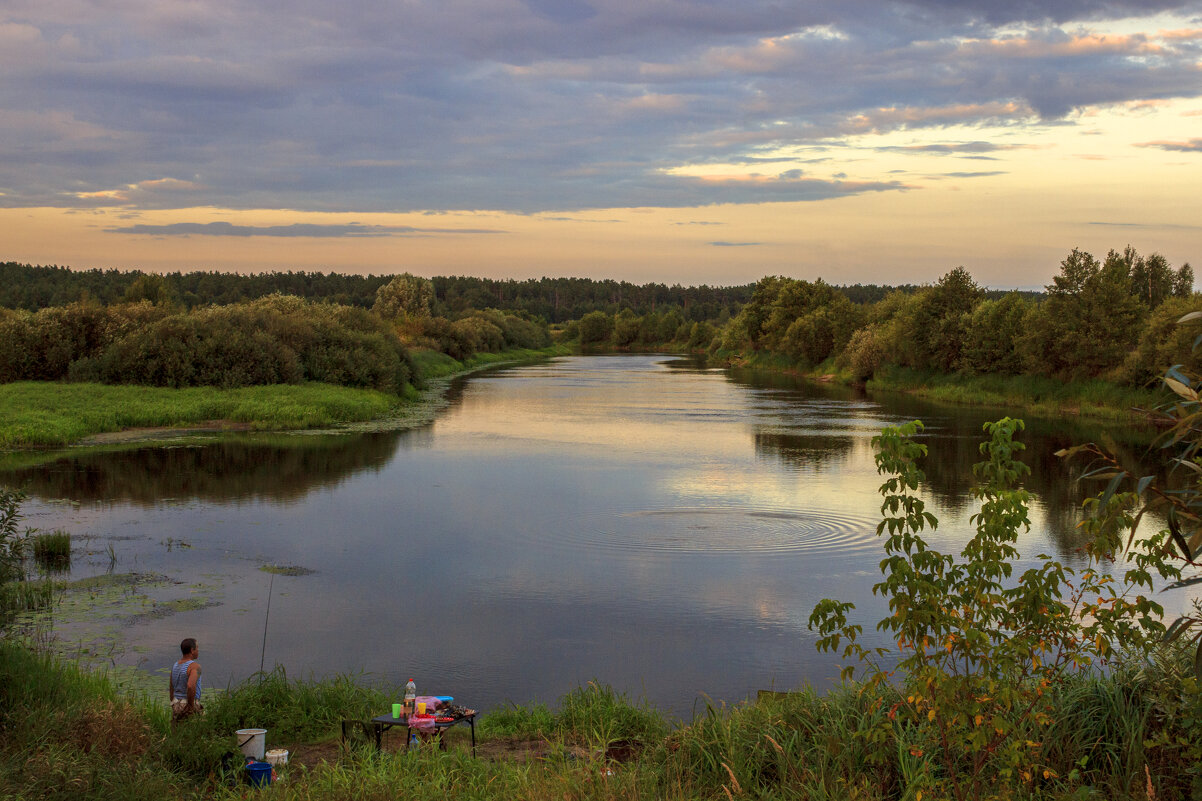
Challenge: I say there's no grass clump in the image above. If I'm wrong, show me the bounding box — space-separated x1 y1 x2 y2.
32 529 70 569
259 564 317 576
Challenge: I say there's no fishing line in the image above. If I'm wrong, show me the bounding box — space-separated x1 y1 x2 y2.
259 571 274 678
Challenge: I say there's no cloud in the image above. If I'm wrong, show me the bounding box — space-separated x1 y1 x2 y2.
876 141 1031 155
0 0 1200 214
1087 220 1202 229
709 241 763 247
1137 138 1202 151
106 221 506 237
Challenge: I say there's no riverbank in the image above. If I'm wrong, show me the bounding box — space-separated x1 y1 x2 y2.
0 638 1194 800
711 351 1167 423
0 345 568 450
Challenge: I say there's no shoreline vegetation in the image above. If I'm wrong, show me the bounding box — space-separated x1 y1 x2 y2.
0 344 1163 455
0 346 568 451
0 637 1195 801
711 353 1167 423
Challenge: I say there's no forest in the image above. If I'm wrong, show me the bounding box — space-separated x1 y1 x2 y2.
572 246 1197 390
0 263 754 323
0 245 1194 396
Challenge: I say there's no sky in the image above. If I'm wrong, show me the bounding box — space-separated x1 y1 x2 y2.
1 0 1200 288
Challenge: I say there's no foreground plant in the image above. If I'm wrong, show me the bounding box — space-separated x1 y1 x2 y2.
809 418 1175 800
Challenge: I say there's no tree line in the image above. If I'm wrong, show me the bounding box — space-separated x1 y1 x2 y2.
570 246 1195 388
0 262 986 325
0 274 550 393
0 263 757 323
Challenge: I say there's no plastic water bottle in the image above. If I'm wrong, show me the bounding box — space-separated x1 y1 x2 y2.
404 678 416 709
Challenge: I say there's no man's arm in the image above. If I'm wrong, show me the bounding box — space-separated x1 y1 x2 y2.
186 662 200 707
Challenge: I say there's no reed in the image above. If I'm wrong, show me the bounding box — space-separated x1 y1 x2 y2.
32 529 70 569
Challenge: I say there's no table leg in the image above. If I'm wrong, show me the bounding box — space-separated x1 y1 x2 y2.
470 717 476 757
374 722 383 751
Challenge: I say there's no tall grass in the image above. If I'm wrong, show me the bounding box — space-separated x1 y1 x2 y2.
32 529 70 570
2 639 1198 800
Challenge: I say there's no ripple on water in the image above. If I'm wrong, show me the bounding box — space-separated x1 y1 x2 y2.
567 507 881 556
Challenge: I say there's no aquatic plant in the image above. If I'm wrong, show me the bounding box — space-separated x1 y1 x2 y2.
32 530 70 570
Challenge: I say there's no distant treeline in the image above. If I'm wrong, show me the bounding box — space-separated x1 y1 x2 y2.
571 246 1197 387
0 263 755 322
0 262 1033 323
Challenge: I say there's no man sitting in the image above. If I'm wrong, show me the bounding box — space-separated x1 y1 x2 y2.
169 637 203 722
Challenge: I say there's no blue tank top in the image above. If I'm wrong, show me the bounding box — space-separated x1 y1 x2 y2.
171 659 201 701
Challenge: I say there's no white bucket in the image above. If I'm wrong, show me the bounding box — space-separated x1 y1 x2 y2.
265 749 289 766
236 728 267 761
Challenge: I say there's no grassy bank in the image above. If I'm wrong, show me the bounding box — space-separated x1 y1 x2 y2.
711 350 1166 422
0 346 568 450
0 382 401 449
0 639 1197 800
865 367 1165 421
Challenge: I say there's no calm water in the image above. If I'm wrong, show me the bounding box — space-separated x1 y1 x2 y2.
10 355 1178 718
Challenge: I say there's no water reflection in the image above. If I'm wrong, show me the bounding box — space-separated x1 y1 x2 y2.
2 432 409 505
7 355 1171 718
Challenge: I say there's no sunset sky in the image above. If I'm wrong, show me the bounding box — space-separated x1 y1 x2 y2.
1 1 1200 288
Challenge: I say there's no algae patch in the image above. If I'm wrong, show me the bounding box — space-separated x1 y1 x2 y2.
259 564 317 576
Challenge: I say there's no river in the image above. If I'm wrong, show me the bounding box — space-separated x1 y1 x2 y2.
5 355 1182 719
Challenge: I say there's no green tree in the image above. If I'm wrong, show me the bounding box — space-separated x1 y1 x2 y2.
960 293 1029 374
1020 248 1145 379
122 273 176 305
1122 296 1202 385
912 266 984 371
1174 262 1195 298
373 273 434 319
612 309 641 348
577 310 613 345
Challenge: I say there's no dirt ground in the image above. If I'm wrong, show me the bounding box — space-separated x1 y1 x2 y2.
78 421 254 445
284 729 597 771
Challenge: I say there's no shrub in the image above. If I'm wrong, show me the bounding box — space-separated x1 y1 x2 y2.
810 419 1174 800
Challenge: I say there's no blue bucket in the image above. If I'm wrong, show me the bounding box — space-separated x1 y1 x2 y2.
246 761 272 787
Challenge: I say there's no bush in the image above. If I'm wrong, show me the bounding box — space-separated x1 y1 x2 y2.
839 326 883 381
810 419 1175 801
578 311 613 345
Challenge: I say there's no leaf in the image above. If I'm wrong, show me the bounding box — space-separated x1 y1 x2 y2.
1097 473 1125 511
1164 616 1193 643
1166 377 1198 401
1195 636 1202 684
1178 311 1202 324
1189 527 1202 557
1136 475 1154 497
1173 459 1202 476
1162 576 1202 593
1168 513 1193 562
